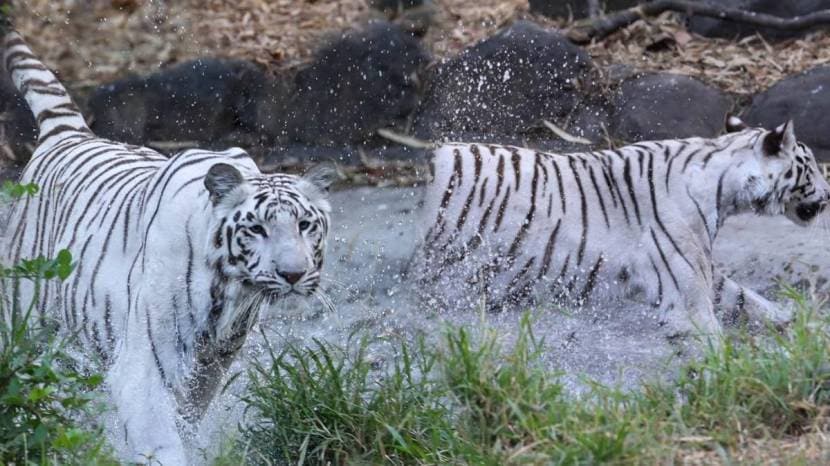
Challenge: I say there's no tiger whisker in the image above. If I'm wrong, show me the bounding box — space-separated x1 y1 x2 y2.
313 290 337 314
320 276 351 288
319 281 355 295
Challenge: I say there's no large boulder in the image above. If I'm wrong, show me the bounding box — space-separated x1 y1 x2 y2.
743 66 830 162
0 76 37 164
283 22 428 147
688 0 830 40
88 58 272 147
0 165 21 184
611 73 732 142
413 21 594 141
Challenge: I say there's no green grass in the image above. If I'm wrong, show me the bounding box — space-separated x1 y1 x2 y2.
0 251 117 465
234 291 830 465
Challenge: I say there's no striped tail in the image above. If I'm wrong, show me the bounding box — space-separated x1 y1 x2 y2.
2 31 90 144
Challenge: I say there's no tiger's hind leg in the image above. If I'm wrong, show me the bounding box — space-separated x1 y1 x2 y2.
712 272 791 332
409 240 494 313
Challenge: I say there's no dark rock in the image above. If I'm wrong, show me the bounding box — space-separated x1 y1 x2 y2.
743 66 830 161
369 0 436 36
611 73 732 142
88 58 273 146
604 0 649 9
569 98 611 143
604 63 640 83
284 22 428 147
0 75 37 164
262 143 428 168
688 0 830 40
369 0 426 13
0 164 21 184
529 0 643 19
413 21 594 141
529 0 588 18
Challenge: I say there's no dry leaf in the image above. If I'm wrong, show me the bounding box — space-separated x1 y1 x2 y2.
673 30 693 47
13 0 830 100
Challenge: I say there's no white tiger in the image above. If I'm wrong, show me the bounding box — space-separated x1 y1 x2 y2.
1 30 335 464
411 118 830 346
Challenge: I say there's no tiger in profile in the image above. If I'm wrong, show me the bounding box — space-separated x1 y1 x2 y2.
411 117 830 346
1 27 335 464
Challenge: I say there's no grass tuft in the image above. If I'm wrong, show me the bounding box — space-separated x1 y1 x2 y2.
664 287 830 441
237 294 830 465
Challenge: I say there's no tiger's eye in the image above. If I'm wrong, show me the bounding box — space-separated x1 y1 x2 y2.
298 220 311 231
249 225 266 236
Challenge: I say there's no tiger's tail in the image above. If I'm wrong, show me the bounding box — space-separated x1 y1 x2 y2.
2 12 90 144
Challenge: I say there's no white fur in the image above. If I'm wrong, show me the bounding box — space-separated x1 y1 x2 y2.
4 144 332 464
412 124 830 349
1 31 336 463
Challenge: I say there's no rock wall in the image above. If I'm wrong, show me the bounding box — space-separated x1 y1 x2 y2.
2 16 830 177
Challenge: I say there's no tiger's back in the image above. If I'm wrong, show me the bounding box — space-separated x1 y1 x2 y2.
417 142 688 311
6 135 159 350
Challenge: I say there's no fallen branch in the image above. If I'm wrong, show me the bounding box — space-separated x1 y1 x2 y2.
542 120 593 145
147 140 201 151
566 0 830 44
376 128 434 150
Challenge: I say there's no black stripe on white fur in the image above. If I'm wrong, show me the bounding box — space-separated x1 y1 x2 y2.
0 30 334 465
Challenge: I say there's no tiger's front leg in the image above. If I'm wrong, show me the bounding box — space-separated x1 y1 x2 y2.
645 235 723 354
108 305 188 465
712 271 792 331
659 282 723 355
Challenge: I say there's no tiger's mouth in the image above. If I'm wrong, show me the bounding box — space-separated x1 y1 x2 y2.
242 278 314 299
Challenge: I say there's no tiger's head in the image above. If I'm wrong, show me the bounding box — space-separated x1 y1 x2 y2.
726 116 830 226
204 163 335 298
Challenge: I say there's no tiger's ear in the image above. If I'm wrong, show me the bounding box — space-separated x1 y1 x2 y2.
762 120 797 156
205 163 246 205
725 115 748 133
303 163 337 193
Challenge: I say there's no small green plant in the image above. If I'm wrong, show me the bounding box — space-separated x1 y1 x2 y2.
0 3 11 27
0 182 115 465
0 249 73 281
1 181 38 199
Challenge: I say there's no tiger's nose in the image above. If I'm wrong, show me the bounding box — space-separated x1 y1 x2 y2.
279 271 304 285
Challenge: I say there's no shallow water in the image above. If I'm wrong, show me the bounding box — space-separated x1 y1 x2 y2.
190 185 830 463
4 186 829 463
